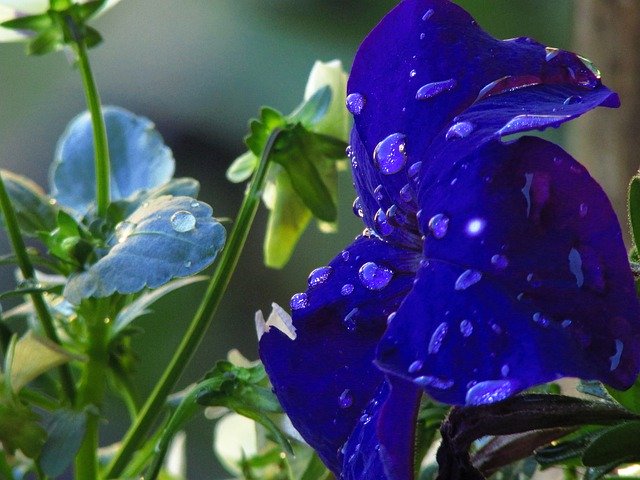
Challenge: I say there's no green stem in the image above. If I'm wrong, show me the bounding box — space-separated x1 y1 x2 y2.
103 129 283 479
75 307 110 480
74 37 110 217
0 450 16 480
0 175 76 404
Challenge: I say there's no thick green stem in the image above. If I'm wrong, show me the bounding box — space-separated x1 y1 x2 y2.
75 310 110 480
103 129 283 479
75 37 110 217
0 175 76 403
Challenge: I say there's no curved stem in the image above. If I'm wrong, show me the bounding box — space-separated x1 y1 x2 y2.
75 37 110 217
103 129 283 479
0 175 76 403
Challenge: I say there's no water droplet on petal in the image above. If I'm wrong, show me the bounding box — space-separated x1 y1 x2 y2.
609 339 624 371
446 121 474 140
374 133 407 175
465 379 518 405
428 322 449 354
533 312 550 327
564 95 582 105
358 262 393 290
465 218 485 236
476 75 541 101
115 220 136 243
338 389 353 408
579 203 588 217
352 197 364 218
545 47 560 62
408 161 422 178
399 184 413 202
170 210 196 232
290 293 309 310
422 8 434 21
373 185 384 201
415 375 454 390
416 79 457 100
428 214 449 239
501 364 510 377
561 319 572 328
184 260 192 268
455 270 482 291
374 208 395 236
341 250 350 261
343 308 359 331
308 266 333 288
340 284 354 296
408 360 424 374
346 93 365 115
409 69 417 78
568 248 585 288
459 319 474 337
498 114 570 136
491 254 509 269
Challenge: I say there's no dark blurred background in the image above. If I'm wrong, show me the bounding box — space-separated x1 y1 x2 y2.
2 1 636 478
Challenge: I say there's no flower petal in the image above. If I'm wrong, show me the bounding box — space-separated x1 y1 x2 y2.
347 0 617 209
377 137 640 405
259 235 419 473
341 377 421 480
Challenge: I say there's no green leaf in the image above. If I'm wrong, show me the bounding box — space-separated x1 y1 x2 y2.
0 170 57 236
578 380 618 404
111 275 207 337
535 428 602 469
0 395 46 458
629 176 640 252
582 421 640 467
226 151 259 184
608 376 640 414
299 453 332 480
245 107 287 157
1 13 53 34
271 125 340 222
27 28 63 55
39 409 87 477
289 86 332 128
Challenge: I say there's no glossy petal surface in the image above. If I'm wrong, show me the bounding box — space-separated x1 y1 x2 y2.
348 0 617 211
378 138 640 405
259 236 419 472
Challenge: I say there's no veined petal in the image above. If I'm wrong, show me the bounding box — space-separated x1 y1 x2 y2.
377 137 640 405
347 0 617 206
259 236 419 473
341 378 421 480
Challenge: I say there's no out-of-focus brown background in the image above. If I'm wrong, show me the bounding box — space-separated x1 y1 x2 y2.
1 1 637 478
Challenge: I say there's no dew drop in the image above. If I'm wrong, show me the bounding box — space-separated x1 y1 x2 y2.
501 364 510 377
184 260 192 268
346 93 365 115
408 360 424 374
373 185 384 201
545 47 560 62
459 319 474 337
414 375 454 390
498 114 570 136
358 262 393 290
374 208 395 236
341 283 354 296
341 250 350 261
465 379 518 405
561 319 572 328
115 220 136 243
422 8 434 21
455 270 482 291
409 69 417 78
170 210 196 232
532 312 550 327
568 248 585 288
579 203 588 217
290 293 309 310
446 121 474 140
374 133 407 175
475 75 542 101
491 254 509 269
428 322 448 354
428 214 449 239
465 218 485 236
352 197 364 218
419 32 426 40
416 79 457 101
399 184 413 202
190 201 200 208
609 339 624 371
343 308 359 332
308 266 333 288
408 161 422 178
564 95 582 105
338 389 353 408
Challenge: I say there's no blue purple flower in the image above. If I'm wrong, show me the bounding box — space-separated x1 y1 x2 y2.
259 1 640 478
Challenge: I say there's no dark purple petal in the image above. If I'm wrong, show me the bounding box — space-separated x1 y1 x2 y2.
377 137 640 405
341 378 421 480
259 235 420 472
347 0 617 206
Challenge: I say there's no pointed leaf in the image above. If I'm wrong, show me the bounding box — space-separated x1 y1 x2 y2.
0 170 56 236
0 12 52 33
582 421 640 467
39 409 87 477
51 106 175 215
288 86 332 127
226 151 259 184
64 196 226 303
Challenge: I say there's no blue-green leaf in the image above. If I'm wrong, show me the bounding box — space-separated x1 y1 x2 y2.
64 196 225 304
50 107 175 215
39 409 87 477
0 170 56 236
